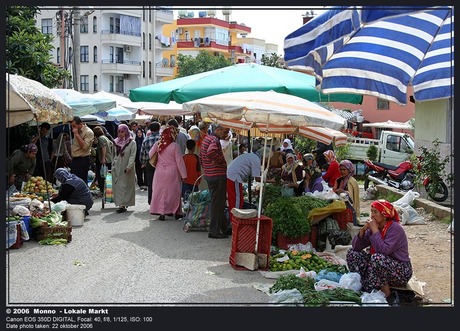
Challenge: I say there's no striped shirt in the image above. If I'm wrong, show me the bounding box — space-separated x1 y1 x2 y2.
199 133 227 180
139 132 160 165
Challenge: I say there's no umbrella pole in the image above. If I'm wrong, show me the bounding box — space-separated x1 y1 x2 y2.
247 129 252 202
33 119 52 207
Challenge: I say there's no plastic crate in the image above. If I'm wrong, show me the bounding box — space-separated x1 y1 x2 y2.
332 209 354 230
276 233 310 250
33 221 72 242
229 215 272 270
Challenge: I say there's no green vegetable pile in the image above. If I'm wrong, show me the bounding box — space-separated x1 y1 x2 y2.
269 274 362 306
30 211 67 228
38 237 69 245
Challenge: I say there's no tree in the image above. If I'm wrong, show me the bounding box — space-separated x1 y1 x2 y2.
261 53 287 68
6 6 70 88
176 50 231 77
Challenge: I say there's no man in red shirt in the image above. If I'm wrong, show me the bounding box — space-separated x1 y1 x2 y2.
199 125 231 239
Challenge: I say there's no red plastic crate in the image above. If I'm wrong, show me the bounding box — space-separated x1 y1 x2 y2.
332 209 354 230
229 215 273 270
276 233 310 250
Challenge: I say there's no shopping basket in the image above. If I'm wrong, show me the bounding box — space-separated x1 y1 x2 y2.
182 174 211 232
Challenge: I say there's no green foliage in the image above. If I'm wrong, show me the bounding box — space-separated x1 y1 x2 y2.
376 191 401 203
260 52 286 68
411 139 454 197
335 143 351 162
366 144 378 161
293 135 316 155
261 184 282 211
6 6 70 87
176 50 231 77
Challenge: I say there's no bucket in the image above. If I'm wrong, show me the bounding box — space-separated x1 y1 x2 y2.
66 204 86 227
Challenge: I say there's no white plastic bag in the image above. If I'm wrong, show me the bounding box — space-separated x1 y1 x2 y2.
394 202 426 225
314 279 345 291
394 190 420 206
339 272 362 292
12 205 31 216
361 289 389 306
269 289 304 304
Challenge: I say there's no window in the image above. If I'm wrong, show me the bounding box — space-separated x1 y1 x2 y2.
149 33 151 50
149 61 152 78
80 75 89 92
109 17 120 33
109 75 114 92
80 16 88 33
386 134 400 152
68 47 73 64
149 8 152 22
142 61 145 78
93 46 97 62
143 9 146 21
109 46 114 63
93 75 98 92
41 18 53 35
57 47 61 64
93 17 97 33
377 98 390 110
80 46 89 62
115 76 124 93
116 47 124 64
143 33 145 49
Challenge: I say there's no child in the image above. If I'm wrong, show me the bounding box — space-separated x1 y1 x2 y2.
321 163 329 176
182 139 201 201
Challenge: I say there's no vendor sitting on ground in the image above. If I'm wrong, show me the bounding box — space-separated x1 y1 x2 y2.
280 153 303 196
51 168 94 215
346 199 412 306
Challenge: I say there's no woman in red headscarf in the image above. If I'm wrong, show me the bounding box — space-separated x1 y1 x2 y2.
346 199 412 306
322 150 341 188
149 126 187 221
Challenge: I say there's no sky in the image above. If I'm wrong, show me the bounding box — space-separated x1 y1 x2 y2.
173 6 327 55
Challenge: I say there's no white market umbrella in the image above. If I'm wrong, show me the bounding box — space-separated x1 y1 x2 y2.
363 120 413 130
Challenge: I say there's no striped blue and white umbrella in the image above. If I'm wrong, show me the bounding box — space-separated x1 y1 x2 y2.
284 6 454 105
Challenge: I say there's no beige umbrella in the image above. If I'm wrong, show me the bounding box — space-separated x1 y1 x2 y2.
6 73 74 127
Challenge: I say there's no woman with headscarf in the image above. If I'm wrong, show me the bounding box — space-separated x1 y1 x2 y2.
322 150 341 188
134 127 147 190
280 138 294 163
7 144 38 191
346 199 412 306
112 123 137 213
304 165 324 194
149 126 187 221
280 153 303 196
52 168 93 215
333 159 360 224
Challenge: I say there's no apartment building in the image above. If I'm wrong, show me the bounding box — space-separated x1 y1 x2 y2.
35 7 279 93
35 6 175 96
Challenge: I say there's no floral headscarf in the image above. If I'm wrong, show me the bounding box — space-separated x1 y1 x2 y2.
324 150 337 164
114 124 133 156
22 143 38 153
54 167 78 183
371 199 400 222
338 159 355 191
158 126 178 153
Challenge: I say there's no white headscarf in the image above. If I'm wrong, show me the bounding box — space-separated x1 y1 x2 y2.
280 138 293 151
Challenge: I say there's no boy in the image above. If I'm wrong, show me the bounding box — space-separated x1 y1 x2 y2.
182 139 201 201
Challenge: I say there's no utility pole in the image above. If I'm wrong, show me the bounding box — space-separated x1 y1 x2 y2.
73 6 81 91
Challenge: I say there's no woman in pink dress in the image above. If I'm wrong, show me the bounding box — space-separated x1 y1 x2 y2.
149 126 187 220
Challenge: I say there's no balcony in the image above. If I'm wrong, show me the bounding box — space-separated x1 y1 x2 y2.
154 8 174 23
154 38 173 50
155 62 174 77
100 30 141 46
101 59 141 75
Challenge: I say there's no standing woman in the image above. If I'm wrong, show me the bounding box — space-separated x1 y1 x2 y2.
333 159 360 225
112 124 137 213
134 127 147 190
149 126 187 221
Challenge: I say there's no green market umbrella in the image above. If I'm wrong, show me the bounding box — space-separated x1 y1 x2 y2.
129 63 363 105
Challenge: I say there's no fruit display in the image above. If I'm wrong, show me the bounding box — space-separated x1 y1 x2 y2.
269 250 335 273
22 176 57 195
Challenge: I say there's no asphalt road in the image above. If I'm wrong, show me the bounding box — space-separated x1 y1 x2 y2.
6 188 276 306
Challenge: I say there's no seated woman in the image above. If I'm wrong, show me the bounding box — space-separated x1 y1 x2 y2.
333 159 360 225
280 153 303 196
52 168 94 215
346 199 412 306
322 150 341 188
304 166 324 194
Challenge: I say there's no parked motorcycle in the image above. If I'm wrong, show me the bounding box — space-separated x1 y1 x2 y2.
363 159 448 202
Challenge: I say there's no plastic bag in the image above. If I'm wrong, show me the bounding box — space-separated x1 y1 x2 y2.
314 279 345 291
361 289 389 306
394 202 426 225
339 272 362 292
100 164 108 179
281 185 294 197
12 205 30 216
298 267 317 279
315 269 343 283
393 190 420 206
269 288 304 304
51 201 71 213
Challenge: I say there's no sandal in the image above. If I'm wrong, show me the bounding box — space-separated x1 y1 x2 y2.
116 206 127 213
159 215 165 221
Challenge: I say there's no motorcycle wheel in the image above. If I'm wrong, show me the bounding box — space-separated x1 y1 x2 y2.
364 171 380 191
425 180 449 202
